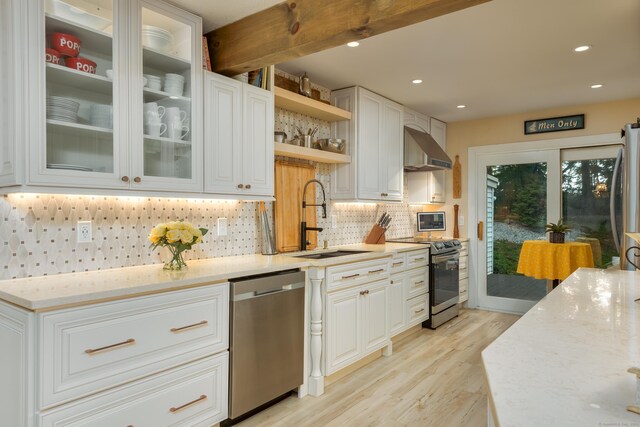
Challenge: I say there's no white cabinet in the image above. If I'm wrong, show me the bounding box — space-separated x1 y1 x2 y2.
204 72 274 197
387 249 430 338
0 0 25 187
326 288 361 372
405 112 448 204
24 0 203 192
0 283 229 426
330 87 404 202
459 240 469 303
325 278 389 374
428 117 447 203
388 275 406 336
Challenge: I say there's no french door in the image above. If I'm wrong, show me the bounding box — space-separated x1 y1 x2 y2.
475 150 560 313
474 142 621 313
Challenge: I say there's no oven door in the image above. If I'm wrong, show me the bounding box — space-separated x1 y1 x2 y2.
431 251 460 313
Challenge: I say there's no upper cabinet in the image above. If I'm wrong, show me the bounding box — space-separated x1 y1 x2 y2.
24 0 202 191
204 72 274 197
330 87 404 202
405 111 448 204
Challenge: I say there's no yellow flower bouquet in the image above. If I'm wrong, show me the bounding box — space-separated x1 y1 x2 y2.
148 220 208 270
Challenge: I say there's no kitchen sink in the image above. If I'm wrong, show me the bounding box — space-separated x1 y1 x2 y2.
293 250 372 259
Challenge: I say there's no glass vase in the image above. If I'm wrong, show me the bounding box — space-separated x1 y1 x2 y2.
163 247 188 270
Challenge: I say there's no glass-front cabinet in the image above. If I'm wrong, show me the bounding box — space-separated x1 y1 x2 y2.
28 0 202 191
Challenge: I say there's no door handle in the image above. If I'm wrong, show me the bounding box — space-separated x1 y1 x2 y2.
477 221 484 241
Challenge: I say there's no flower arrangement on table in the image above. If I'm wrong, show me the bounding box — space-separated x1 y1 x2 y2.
148 220 208 270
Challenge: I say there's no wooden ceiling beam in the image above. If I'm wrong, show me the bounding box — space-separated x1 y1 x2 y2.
205 0 491 76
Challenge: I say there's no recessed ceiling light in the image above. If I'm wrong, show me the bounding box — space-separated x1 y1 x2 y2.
347 41 359 47
574 45 591 52
457 104 466 109
412 79 423 84
591 84 603 89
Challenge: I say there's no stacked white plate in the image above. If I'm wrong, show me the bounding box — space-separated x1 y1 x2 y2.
164 73 184 96
144 74 162 90
89 104 113 129
142 25 173 52
47 96 80 123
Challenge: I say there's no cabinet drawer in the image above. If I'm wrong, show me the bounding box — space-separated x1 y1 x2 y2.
406 294 429 326
390 253 407 274
405 268 429 299
40 353 229 427
406 250 429 269
326 258 390 291
39 284 229 408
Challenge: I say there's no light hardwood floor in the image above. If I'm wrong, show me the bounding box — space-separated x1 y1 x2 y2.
238 309 519 427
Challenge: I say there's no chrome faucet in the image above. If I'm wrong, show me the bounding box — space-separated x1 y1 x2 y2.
301 179 327 250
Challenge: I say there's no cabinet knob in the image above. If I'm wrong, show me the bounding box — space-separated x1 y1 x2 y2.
359 290 366 296
121 176 129 182
237 184 244 189
381 193 388 197
245 184 251 189
133 177 141 183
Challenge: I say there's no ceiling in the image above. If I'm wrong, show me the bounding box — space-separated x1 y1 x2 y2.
168 0 640 123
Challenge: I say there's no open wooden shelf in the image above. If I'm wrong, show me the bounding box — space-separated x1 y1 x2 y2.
274 87 351 122
274 142 351 164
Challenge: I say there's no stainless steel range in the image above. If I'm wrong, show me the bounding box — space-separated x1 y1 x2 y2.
386 236 461 328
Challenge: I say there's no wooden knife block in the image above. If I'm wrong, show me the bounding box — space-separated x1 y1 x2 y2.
364 224 386 244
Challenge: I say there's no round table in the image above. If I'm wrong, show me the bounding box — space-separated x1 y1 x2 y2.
517 240 594 289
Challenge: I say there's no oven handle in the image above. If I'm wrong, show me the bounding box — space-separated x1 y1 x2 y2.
432 252 460 264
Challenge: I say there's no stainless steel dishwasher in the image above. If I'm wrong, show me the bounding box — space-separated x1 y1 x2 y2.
228 269 305 423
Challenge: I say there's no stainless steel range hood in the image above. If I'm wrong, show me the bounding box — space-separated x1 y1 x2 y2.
404 126 452 171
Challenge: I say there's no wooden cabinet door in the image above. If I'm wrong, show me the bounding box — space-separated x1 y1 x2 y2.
242 85 274 196
362 280 388 353
382 100 404 201
356 88 383 200
326 288 361 374
429 117 447 203
204 72 242 194
388 275 406 337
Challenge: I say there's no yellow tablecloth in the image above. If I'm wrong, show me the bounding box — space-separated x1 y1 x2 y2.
517 240 594 281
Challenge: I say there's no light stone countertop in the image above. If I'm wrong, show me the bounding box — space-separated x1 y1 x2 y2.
0 242 427 311
482 268 640 427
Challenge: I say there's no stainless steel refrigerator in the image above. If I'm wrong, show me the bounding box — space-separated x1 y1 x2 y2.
612 118 640 270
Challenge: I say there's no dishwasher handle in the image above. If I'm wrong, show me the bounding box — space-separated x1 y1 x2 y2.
234 282 304 302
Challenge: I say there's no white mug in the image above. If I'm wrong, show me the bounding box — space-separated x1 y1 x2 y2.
165 107 187 124
147 121 167 138
166 117 190 140
144 103 165 120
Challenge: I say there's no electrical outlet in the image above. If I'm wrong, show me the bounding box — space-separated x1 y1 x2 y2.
77 221 92 243
331 215 338 229
217 217 228 236
459 215 465 226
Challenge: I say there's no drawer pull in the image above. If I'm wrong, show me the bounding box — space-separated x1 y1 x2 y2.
415 280 425 286
170 394 207 413
412 257 426 262
414 308 425 314
85 338 135 355
368 268 385 275
170 320 209 333
342 273 360 280
392 261 404 267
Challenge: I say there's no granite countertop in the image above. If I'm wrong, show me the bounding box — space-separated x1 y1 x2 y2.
482 267 640 426
0 242 427 311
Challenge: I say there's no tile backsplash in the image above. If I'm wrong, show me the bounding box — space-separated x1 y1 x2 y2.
0 71 425 281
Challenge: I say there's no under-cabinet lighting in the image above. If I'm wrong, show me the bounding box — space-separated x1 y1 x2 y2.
347 41 360 47
169 96 179 100
590 84 603 89
411 79 423 84
6 193 244 204
574 45 591 52
333 202 377 207
456 104 466 109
